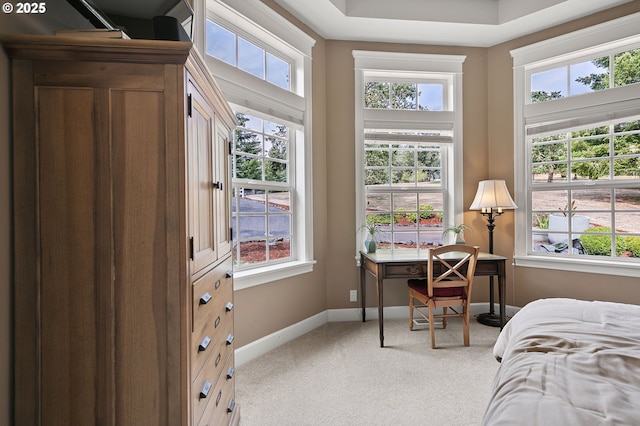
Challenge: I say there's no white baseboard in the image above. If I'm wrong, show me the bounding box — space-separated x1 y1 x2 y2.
235 303 520 366
328 303 520 321
234 311 328 367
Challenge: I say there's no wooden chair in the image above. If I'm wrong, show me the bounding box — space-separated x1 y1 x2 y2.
408 244 479 349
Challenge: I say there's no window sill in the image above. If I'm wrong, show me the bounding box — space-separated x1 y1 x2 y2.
233 260 317 290
514 255 640 278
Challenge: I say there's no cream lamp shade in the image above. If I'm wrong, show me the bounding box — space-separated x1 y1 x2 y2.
469 179 517 213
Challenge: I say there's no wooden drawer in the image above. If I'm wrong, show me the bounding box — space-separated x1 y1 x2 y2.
192 258 233 327
383 259 484 278
474 260 500 275
197 353 236 426
384 262 425 278
192 259 234 378
191 319 234 423
192 299 234 379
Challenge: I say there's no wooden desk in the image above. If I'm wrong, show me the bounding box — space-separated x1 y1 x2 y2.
359 250 508 347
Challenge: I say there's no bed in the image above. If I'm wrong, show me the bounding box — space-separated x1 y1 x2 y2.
482 298 640 425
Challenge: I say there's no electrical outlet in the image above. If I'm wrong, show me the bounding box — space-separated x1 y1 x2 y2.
350 290 357 302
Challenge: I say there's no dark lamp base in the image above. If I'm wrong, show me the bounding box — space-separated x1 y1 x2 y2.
477 312 502 328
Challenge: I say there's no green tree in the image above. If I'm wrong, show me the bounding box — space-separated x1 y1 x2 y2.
532 50 640 181
234 114 262 180
365 82 419 110
364 146 389 186
575 49 640 90
417 149 441 182
532 136 567 183
531 91 565 182
235 115 290 182
531 90 563 103
265 125 288 182
365 82 390 108
391 83 417 110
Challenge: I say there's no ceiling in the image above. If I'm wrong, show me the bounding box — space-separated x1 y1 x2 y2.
272 0 634 47
87 0 634 47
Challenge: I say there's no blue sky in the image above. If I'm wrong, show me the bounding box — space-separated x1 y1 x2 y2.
531 60 605 97
206 20 290 90
418 84 443 111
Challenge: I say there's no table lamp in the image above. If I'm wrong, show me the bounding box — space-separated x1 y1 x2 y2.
470 179 517 327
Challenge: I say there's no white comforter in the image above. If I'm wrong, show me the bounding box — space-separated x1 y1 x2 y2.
482 298 640 425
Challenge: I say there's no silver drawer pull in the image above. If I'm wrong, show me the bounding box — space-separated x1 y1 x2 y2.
198 336 211 352
225 302 234 312
226 334 234 345
406 266 420 275
199 292 212 305
199 380 212 399
227 367 235 379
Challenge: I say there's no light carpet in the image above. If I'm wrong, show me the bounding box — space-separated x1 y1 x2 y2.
236 317 502 426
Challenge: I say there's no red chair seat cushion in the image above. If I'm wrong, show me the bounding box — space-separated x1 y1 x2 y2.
408 279 464 297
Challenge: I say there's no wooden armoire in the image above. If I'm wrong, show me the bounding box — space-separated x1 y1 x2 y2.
3 34 239 426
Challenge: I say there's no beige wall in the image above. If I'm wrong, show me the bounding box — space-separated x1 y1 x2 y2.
324 41 493 309
232 0 330 347
3 1 640 423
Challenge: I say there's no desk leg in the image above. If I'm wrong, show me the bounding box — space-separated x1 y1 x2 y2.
377 272 384 347
498 261 506 329
477 261 507 328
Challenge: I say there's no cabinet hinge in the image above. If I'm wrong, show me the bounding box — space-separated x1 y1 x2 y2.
189 236 194 260
187 93 193 117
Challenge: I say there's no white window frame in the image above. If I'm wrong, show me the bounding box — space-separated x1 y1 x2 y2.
204 0 317 289
353 51 466 260
511 12 640 278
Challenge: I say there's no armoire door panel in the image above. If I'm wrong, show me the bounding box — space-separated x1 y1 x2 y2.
111 89 174 425
187 81 218 273
214 121 232 256
37 87 100 425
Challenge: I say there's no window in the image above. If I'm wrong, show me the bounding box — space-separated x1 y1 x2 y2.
365 81 446 111
364 137 446 250
354 51 465 254
512 12 640 277
206 20 291 90
205 0 316 288
530 48 640 101
232 113 293 266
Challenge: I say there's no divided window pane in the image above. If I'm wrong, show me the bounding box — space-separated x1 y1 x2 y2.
365 81 446 111
206 19 291 91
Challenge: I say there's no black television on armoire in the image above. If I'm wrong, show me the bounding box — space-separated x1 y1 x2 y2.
66 0 194 41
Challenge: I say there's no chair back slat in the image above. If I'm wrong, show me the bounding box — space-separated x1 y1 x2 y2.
408 244 480 348
427 245 479 297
